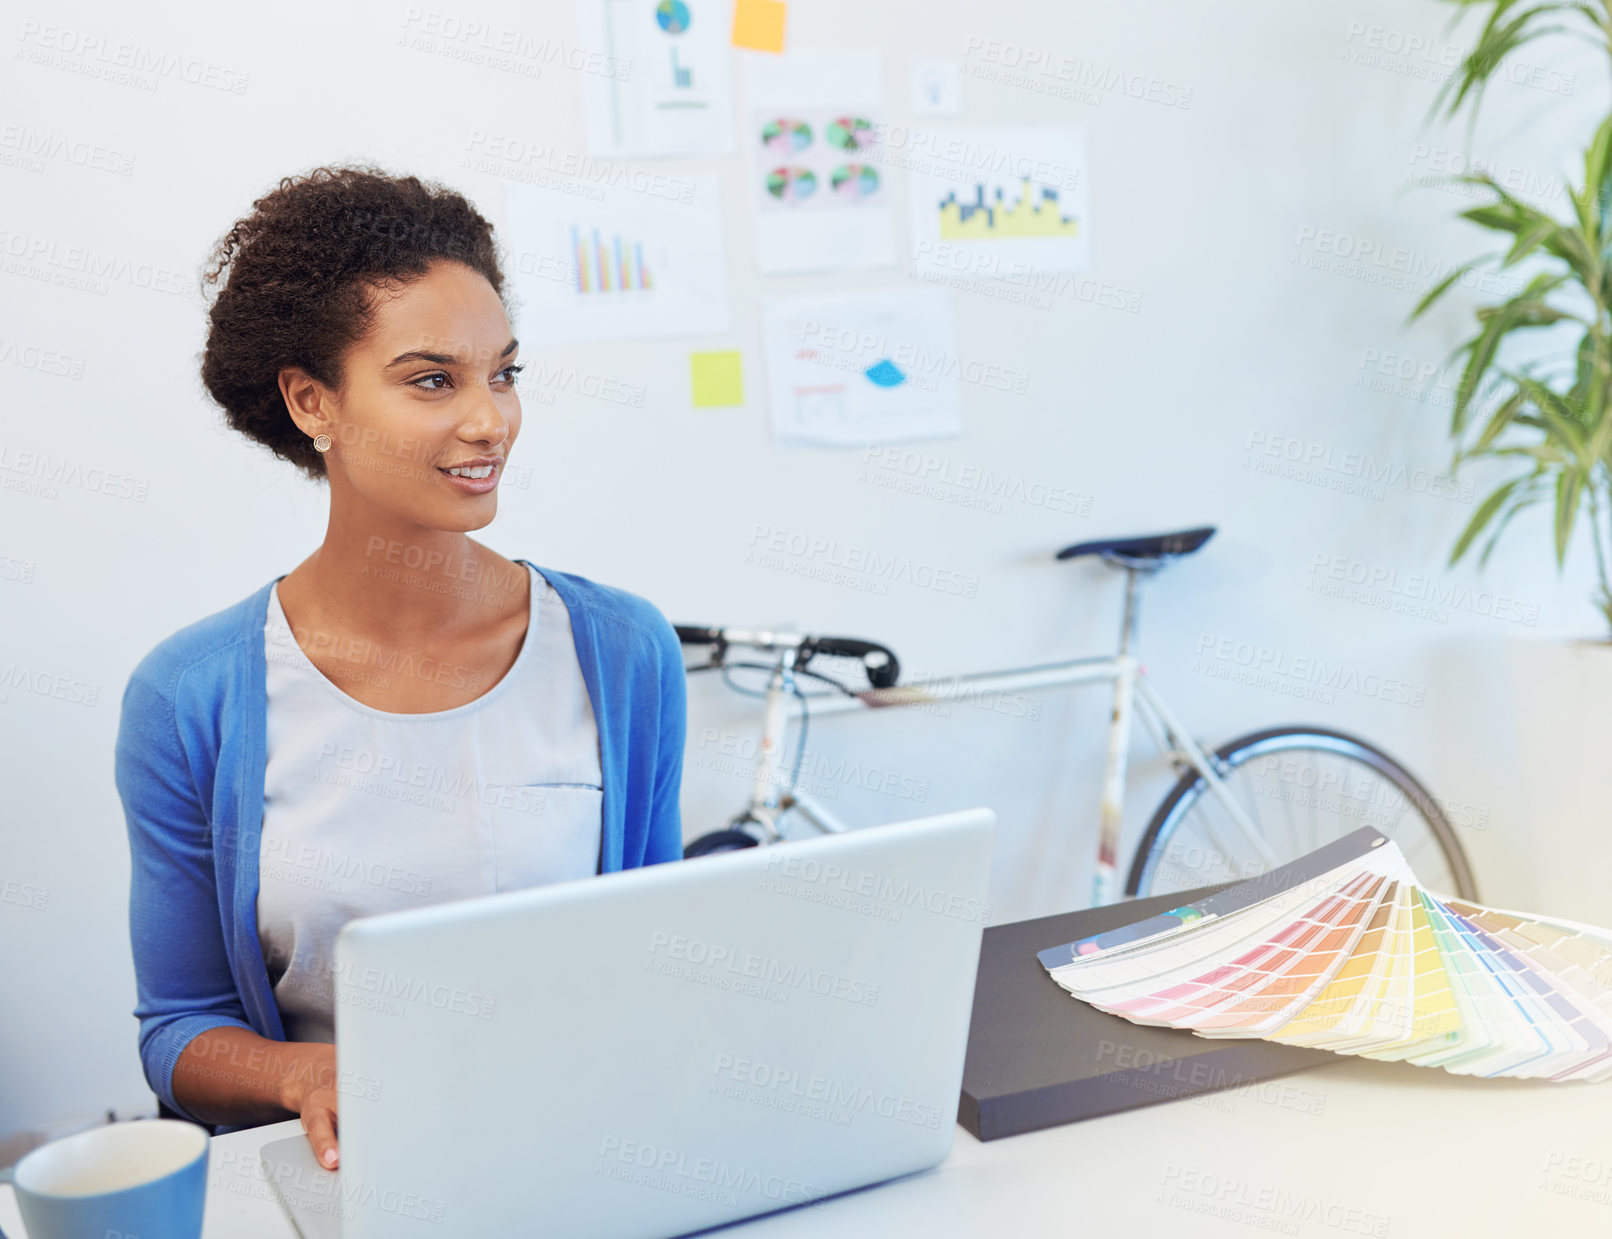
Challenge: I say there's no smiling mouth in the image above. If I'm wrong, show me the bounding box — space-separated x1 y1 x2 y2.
439 464 497 479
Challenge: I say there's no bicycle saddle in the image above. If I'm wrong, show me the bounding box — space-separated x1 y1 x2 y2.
1055 526 1216 563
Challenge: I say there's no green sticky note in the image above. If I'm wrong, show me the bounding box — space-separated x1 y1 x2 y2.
691 351 744 407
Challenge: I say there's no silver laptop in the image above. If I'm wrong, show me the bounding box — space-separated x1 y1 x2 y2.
259 807 996 1238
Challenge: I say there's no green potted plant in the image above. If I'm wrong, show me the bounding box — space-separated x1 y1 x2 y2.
1411 0 1612 629
1413 0 1612 923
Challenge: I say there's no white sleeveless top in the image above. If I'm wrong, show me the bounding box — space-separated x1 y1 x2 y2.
256 561 603 1043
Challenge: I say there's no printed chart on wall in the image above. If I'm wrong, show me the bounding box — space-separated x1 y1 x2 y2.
503 175 729 343
760 289 961 446
577 0 735 158
743 49 894 274
909 126 1091 279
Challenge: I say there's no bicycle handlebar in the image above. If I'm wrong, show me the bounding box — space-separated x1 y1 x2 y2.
674 625 900 690
800 635 900 689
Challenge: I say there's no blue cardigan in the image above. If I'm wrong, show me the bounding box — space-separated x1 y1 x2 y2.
113 559 686 1127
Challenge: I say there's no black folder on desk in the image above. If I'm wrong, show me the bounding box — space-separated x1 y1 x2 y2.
957 883 1339 1141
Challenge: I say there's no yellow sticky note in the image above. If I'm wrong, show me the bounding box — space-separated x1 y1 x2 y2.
731 0 786 52
691 351 744 407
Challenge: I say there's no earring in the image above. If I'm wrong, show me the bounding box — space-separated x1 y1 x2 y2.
313 433 331 452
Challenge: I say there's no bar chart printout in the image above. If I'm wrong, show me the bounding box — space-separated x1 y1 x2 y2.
506 175 729 342
938 178 1078 239
908 126 1092 276
571 226 655 294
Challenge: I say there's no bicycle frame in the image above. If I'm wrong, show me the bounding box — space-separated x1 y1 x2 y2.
714 564 1281 906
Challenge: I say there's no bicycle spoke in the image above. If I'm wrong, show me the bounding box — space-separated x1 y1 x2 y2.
1374 796 1415 838
1286 759 1309 860
1194 791 1252 882
1231 763 1283 868
1308 754 1334 863
1173 790 1250 888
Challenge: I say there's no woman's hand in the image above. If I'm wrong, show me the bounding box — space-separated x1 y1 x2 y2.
280 1042 341 1170
172 1028 344 1166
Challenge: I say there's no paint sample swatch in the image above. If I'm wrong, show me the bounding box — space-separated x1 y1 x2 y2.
1039 828 1612 1082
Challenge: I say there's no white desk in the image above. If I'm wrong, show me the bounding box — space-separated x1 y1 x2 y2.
4 1058 1610 1237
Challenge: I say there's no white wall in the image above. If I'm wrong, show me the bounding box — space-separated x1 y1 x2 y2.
1 0 1604 1134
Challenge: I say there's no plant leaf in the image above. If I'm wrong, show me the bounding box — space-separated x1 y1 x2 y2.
1436 4 1583 120
1450 274 1581 435
1503 215 1562 266
1455 170 1598 285
1451 476 1525 562
1554 466 1586 565
1408 257 1489 321
1467 385 1529 454
1479 487 1544 568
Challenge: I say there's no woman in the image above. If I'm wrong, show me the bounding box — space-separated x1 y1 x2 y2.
113 165 686 1173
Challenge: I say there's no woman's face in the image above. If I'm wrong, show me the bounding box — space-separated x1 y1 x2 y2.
289 259 522 533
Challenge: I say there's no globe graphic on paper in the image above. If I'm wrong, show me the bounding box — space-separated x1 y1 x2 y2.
655 0 691 33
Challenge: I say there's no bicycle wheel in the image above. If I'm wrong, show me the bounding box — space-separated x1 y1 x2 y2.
1126 726 1477 900
684 829 761 859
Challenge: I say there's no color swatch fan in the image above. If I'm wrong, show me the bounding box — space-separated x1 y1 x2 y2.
1037 829 1612 1082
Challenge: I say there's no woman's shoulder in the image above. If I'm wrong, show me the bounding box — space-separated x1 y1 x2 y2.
525 562 680 666
123 579 273 703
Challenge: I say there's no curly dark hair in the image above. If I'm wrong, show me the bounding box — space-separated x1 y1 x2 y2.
199 164 507 481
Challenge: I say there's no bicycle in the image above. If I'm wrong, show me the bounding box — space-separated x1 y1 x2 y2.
676 526 1478 907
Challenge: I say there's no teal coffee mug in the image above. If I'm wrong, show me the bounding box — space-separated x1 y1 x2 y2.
12 1118 208 1239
